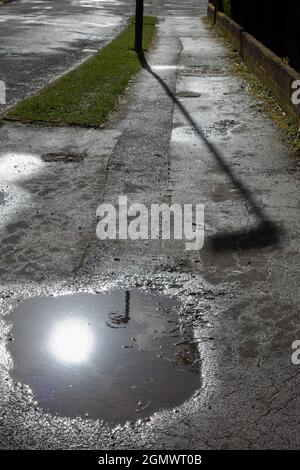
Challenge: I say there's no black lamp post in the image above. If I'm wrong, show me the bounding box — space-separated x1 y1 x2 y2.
214 0 219 24
135 0 144 52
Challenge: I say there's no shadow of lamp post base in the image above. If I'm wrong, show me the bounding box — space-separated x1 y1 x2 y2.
208 221 282 252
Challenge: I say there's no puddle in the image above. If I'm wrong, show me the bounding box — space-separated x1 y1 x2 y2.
41 152 86 163
204 120 240 137
172 120 243 143
8 290 200 424
211 187 242 202
151 65 185 71
176 91 202 98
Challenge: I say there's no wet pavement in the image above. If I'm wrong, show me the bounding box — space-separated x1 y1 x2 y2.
0 0 300 451
0 124 121 279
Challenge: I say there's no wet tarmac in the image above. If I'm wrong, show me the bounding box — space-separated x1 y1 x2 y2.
8 289 200 423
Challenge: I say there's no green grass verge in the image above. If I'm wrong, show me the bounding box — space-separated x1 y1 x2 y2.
5 17 157 127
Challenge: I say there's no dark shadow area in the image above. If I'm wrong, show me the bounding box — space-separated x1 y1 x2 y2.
209 220 280 251
137 51 283 252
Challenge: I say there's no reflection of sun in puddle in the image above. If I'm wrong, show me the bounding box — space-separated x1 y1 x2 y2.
49 319 93 364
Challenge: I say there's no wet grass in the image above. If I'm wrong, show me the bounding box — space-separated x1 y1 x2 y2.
5 17 157 127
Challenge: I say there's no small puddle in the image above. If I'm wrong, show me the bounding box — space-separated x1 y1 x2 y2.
176 91 202 98
211 187 242 202
204 119 240 137
41 152 86 163
8 290 200 424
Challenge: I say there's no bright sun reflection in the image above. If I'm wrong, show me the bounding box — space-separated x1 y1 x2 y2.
49 319 93 364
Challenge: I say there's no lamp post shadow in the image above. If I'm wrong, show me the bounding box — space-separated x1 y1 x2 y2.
137 51 282 252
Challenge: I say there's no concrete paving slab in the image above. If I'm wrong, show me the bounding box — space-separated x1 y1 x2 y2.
0 124 122 280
